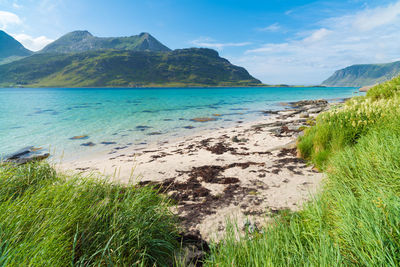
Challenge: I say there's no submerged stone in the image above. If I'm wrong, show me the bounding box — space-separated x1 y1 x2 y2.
100 141 117 145
136 125 152 131
81 142 96 147
190 117 217 122
70 135 89 140
148 132 162 135
114 146 128 150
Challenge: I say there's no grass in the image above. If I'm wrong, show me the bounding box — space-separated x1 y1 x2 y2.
0 162 179 266
205 75 400 266
4 75 400 266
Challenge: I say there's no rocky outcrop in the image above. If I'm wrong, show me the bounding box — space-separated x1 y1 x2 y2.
4 146 49 164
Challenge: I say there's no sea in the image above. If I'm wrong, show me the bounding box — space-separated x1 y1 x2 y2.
0 87 361 160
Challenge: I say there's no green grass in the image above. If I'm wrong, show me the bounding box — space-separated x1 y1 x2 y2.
205 76 400 266
0 162 179 266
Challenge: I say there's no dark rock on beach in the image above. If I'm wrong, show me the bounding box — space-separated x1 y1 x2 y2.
262 110 280 115
3 146 50 164
288 99 328 108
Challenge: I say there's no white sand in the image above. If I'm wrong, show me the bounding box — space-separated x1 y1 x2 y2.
57 112 323 241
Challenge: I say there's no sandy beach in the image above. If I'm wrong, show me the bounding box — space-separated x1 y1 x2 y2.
58 100 331 241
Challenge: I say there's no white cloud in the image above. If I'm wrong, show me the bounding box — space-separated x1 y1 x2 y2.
285 10 293 16
234 0 400 85
191 37 251 51
257 23 281 32
0 10 21 29
11 33 53 51
352 1 400 31
303 28 331 43
12 3 22 9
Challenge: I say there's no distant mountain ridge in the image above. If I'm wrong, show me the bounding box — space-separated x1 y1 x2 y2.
0 30 32 64
0 29 262 87
39 31 171 53
0 48 261 87
322 61 400 87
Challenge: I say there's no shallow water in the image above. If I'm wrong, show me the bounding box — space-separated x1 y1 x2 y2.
0 87 360 159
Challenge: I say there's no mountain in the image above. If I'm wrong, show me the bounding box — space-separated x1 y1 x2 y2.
0 30 32 64
322 61 400 87
39 31 171 53
0 48 261 87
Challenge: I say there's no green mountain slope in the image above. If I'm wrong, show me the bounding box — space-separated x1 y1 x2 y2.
0 48 261 87
39 31 171 53
0 30 32 64
322 61 400 87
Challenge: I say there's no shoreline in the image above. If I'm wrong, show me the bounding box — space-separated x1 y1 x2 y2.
1 85 331 89
57 99 334 241
1 87 359 159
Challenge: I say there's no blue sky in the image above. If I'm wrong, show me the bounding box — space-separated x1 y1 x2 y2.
1 0 400 84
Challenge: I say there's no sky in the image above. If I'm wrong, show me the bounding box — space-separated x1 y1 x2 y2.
1 0 400 84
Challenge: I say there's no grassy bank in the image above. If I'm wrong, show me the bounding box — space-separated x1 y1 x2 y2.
205 76 400 265
0 163 179 266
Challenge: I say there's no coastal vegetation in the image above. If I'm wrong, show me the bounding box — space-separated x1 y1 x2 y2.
0 162 179 266
205 75 400 265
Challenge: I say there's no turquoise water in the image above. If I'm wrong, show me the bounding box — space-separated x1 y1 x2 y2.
0 87 360 159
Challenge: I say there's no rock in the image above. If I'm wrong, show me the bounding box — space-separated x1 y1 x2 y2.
81 142 95 147
70 135 89 140
299 112 309 118
183 126 195 129
267 140 297 152
268 127 282 135
307 107 323 114
359 85 375 92
294 118 308 123
262 110 280 115
289 99 328 108
4 146 50 164
135 125 151 131
114 146 128 150
190 117 217 122
232 136 248 143
148 132 162 135
100 141 117 145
